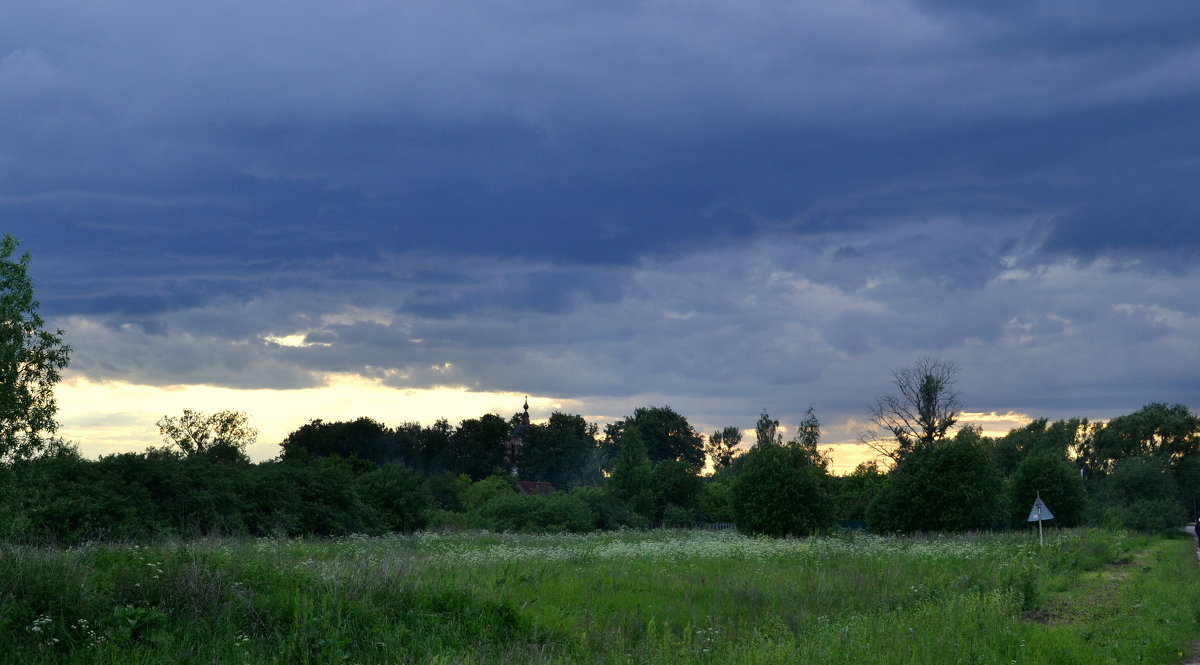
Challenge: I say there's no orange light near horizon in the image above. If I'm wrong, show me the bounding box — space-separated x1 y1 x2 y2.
54 373 572 461
823 442 885 475
55 371 1039 480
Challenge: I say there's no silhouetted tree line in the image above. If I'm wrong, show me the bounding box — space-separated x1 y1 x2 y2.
0 405 710 543
0 392 1197 543
0 398 1198 544
3 370 1200 545
5 237 1197 543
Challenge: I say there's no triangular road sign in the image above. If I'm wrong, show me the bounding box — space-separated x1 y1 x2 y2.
1027 496 1054 522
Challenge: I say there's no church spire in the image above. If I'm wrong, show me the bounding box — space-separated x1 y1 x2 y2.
507 396 531 476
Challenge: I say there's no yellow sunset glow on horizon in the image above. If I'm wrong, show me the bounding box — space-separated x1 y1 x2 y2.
55 372 574 462
54 372 1037 476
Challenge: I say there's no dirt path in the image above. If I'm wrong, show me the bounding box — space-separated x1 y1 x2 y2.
1184 525 1200 664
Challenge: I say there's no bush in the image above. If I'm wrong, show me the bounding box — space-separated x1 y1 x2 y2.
15 448 163 543
0 464 31 540
249 460 374 536
422 507 474 530
141 453 250 536
570 486 641 529
661 504 697 527
464 475 517 512
648 459 703 521
834 461 887 522
868 437 1002 534
732 444 836 537
698 480 735 523
1005 453 1086 528
355 464 430 533
1098 500 1185 533
477 492 594 532
425 472 472 511
1089 456 1186 532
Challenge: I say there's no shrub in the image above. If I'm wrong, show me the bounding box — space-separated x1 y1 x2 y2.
15 448 161 543
355 464 431 533
1098 500 1184 533
648 459 704 522
477 492 595 532
248 460 374 536
661 504 697 528
1005 452 1086 528
732 444 835 537
425 472 472 511
697 480 735 523
464 475 517 512
868 436 1003 534
0 465 29 540
834 461 887 522
570 486 641 529
422 507 475 530
144 453 250 536
1089 456 1186 532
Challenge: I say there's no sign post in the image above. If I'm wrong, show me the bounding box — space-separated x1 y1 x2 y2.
1027 491 1055 547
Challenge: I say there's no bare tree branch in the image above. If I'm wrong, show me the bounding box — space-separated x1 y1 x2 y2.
864 357 961 462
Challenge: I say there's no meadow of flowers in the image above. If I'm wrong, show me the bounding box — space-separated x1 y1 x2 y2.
1 528 1197 664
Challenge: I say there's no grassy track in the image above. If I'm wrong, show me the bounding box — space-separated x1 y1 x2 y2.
2 529 1198 664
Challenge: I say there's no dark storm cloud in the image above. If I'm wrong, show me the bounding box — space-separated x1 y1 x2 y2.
4 0 1199 438
1042 192 1200 270
7 1 1198 286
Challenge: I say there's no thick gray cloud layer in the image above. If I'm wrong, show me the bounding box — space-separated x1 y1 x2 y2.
4 0 1198 435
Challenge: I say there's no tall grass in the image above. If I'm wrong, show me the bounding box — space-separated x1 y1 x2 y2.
1 528 1195 664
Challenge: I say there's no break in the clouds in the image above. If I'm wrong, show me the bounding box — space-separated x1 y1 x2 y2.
3 1 1198 454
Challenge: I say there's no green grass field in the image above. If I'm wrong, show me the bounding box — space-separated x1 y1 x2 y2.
2 528 1198 664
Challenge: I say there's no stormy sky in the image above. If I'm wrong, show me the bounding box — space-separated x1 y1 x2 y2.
4 1 1198 468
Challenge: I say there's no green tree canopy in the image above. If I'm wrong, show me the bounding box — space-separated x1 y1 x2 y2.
867 428 1002 533
1006 452 1086 528
412 418 453 474
731 443 835 537
607 425 654 519
157 410 257 461
754 410 782 448
835 460 887 522
786 406 828 467
789 407 821 449
648 458 704 523
1091 455 1186 532
518 411 598 488
1080 403 1200 474
445 414 510 481
705 425 743 473
280 417 395 464
604 406 704 471
991 418 1089 476
0 235 70 463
